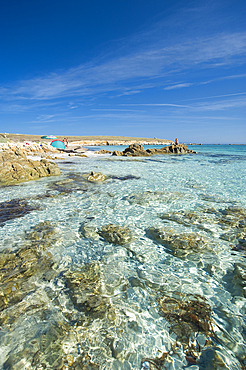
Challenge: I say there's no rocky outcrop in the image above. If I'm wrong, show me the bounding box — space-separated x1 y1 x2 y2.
0 149 61 186
111 143 196 157
147 144 196 155
85 171 107 182
96 149 112 154
113 144 150 157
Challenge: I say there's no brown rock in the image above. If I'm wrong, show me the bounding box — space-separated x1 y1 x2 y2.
96 149 112 154
112 143 196 157
0 150 61 186
122 143 151 157
87 171 107 182
112 150 122 156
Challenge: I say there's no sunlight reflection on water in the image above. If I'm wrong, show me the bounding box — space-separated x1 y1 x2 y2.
0 145 245 369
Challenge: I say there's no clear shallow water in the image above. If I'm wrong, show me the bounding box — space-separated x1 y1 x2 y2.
0 145 246 369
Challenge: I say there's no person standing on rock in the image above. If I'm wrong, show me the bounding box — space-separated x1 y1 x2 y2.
175 138 179 145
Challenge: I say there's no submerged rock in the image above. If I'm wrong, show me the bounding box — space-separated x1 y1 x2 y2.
99 224 132 245
0 198 40 226
160 206 246 246
0 149 61 186
49 174 89 194
123 190 182 205
222 263 246 297
0 251 54 314
147 227 212 257
157 291 213 360
63 263 111 319
110 174 140 181
79 223 100 239
0 221 59 318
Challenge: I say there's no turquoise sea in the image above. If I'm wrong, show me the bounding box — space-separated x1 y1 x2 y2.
0 145 246 369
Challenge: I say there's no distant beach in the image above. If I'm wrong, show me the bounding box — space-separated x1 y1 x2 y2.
0 133 173 146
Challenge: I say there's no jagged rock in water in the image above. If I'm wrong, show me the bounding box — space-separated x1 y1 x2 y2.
99 224 132 245
87 171 107 182
112 143 196 157
49 174 89 194
147 227 212 257
157 291 213 359
148 144 196 155
0 221 58 316
0 149 61 186
112 143 150 157
96 149 112 154
159 210 219 233
112 150 122 156
63 263 110 319
0 245 54 315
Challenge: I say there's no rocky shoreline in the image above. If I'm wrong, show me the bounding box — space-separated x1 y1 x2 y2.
0 147 61 186
97 143 196 156
0 139 195 186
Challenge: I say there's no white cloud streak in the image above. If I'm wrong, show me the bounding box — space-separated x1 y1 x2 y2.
1 32 246 102
164 83 193 90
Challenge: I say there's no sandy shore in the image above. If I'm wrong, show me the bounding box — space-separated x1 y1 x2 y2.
0 133 173 160
0 140 104 160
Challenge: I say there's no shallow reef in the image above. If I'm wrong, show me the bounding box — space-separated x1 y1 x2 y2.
63 262 111 319
146 226 213 258
123 190 183 205
79 222 133 245
159 205 246 248
0 198 40 226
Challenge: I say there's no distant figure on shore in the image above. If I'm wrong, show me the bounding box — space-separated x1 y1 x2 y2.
66 137 68 148
175 138 179 145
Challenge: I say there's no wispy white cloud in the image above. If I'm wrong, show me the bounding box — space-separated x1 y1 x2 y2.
192 97 246 111
121 95 246 112
121 103 191 108
164 75 246 92
1 31 246 103
183 91 246 101
164 83 193 90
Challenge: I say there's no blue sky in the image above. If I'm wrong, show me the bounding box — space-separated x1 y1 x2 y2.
0 0 245 143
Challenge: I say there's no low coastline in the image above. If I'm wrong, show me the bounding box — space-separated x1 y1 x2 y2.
0 133 173 146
